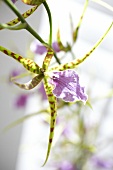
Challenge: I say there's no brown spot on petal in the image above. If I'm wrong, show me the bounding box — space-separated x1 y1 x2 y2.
11 52 15 58
4 50 8 55
53 119 55 123
49 101 54 105
49 138 52 143
18 56 22 61
48 94 53 97
13 21 16 24
50 127 54 132
51 111 55 117
29 84 33 89
77 59 81 63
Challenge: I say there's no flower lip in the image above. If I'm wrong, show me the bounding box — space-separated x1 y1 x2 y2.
49 69 88 104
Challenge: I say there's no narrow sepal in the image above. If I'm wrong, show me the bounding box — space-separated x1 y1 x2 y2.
42 77 57 166
42 48 54 70
57 29 71 52
0 6 38 30
0 46 42 74
12 74 44 90
73 0 89 42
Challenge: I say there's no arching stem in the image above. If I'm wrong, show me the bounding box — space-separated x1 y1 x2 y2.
43 1 53 46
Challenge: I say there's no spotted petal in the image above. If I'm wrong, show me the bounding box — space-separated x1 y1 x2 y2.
12 74 44 90
0 6 38 31
22 0 46 5
0 46 42 74
42 77 57 166
49 69 88 104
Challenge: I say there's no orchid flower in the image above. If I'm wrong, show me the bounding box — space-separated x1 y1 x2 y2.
0 0 113 166
49 69 87 104
0 21 112 165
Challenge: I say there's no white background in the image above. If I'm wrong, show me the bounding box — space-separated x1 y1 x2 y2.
0 0 113 170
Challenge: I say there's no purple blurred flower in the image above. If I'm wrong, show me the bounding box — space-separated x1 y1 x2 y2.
14 94 29 108
10 69 20 77
9 69 21 83
38 83 47 100
92 157 113 169
30 40 60 55
49 69 88 103
11 0 18 3
62 124 73 138
57 161 75 170
52 41 60 52
30 40 47 55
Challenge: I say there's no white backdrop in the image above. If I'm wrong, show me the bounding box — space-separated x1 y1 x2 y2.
0 0 113 170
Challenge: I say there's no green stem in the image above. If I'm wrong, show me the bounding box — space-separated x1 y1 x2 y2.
26 24 47 45
3 0 47 44
43 1 61 64
43 1 52 45
54 52 61 64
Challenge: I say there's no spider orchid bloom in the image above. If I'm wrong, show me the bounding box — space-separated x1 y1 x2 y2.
30 40 60 55
48 69 88 104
